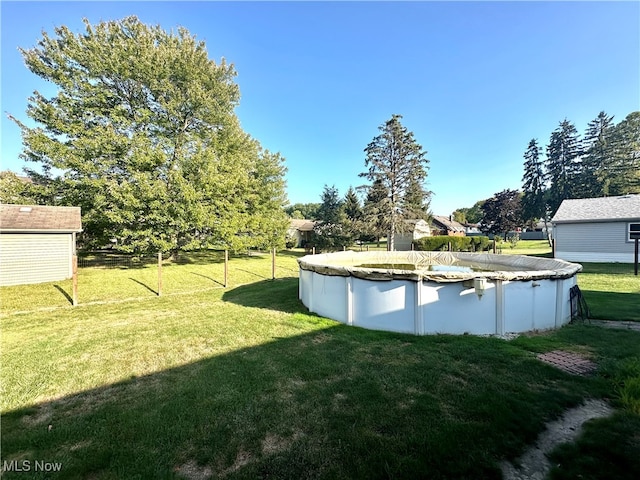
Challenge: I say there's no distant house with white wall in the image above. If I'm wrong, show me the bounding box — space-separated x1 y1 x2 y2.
551 195 640 263
463 223 482 235
431 215 466 237
287 219 317 248
0 204 82 286
395 219 431 251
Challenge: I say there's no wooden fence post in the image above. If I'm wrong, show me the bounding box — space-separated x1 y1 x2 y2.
224 249 229 287
157 252 163 296
634 238 638 276
271 247 276 280
72 255 78 306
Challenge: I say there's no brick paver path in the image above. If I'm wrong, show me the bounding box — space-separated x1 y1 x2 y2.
536 350 597 376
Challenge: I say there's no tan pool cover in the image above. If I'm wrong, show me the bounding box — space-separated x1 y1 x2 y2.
298 251 581 283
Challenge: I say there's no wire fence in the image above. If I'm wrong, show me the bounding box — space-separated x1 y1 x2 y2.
78 253 159 269
1 249 304 313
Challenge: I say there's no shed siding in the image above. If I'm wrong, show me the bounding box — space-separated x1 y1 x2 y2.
395 234 413 251
0 233 72 286
553 251 635 263
554 221 637 263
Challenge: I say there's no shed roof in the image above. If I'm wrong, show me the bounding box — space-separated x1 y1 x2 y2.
432 215 466 233
0 204 82 233
551 195 640 224
289 219 316 232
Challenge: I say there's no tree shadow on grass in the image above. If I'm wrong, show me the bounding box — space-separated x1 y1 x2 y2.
233 268 270 281
277 250 306 259
222 277 305 314
53 284 73 305
129 278 157 296
0 321 606 480
522 252 553 259
173 250 279 266
190 272 225 287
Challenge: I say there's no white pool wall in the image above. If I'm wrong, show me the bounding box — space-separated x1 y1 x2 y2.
298 251 580 336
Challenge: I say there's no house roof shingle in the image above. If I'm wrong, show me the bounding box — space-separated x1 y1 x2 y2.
551 195 640 223
289 219 316 232
0 204 82 232
432 215 466 233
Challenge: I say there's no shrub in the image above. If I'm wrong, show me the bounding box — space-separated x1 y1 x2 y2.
285 233 298 249
413 236 491 252
310 222 352 252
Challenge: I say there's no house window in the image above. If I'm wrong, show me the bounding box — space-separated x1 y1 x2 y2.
629 223 640 241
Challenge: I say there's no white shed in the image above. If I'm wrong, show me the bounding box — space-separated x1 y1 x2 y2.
0 204 82 286
395 219 432 251
551 195 640 263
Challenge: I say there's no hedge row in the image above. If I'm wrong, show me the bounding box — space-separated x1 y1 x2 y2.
413 235 493 252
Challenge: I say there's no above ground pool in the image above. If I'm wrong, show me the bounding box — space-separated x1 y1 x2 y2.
298 251 582 336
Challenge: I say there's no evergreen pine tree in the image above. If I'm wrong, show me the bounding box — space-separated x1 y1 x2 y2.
545 120 582 214
521 139 547 227
581 111 615 197
360 114 430 250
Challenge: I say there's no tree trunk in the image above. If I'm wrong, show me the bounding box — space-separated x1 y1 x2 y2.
389 222 396 251
542 216 552 247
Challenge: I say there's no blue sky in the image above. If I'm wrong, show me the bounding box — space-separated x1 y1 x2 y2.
1 1 638 215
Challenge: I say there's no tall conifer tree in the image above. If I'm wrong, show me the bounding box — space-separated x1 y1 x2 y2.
521 139 547 227
581 111 614 197
360 114 430 250
545 120 582 214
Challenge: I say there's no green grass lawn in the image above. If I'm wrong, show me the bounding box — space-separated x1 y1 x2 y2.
576 262 640 322
1 250 639 479
502 239 553 257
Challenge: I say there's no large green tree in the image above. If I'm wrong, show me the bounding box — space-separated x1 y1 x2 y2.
343 186 364 241
11 16 288 254
545 119 582 215
360 114 430 251
481 189 522 240
452 200 485 225
402 176 431 221
521 139 547 227
361 179 389 245
311 185 350 251
0 171 38 204
284 202 320 220
581 111 615 198
604 111 640 195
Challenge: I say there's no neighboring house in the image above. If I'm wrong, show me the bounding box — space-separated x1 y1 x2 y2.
287 219 317 248
463 223 482 235
0 204 82 286
431 215 466 236
551 195 640 263
395 219 431 251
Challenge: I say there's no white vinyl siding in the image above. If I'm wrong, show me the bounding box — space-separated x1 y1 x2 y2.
0 233 73 286
554 221 638 263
